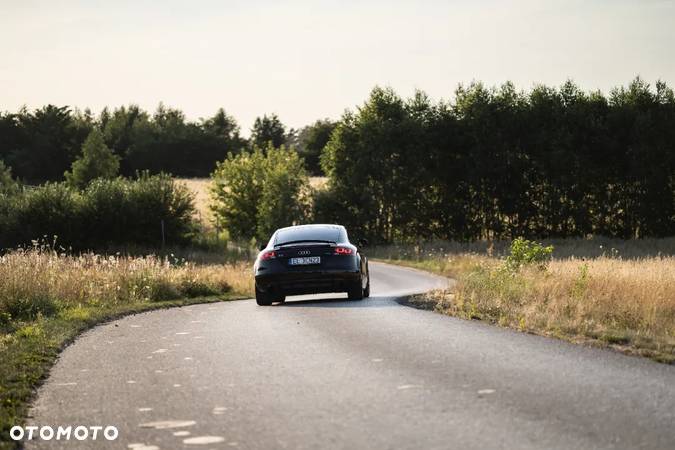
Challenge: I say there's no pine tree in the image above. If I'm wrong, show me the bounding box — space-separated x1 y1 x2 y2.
65 129 120 188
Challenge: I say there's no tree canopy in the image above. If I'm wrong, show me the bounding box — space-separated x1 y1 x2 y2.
295 119 336 175
250 114 286 149
0 104 249 182
210 145 309 242
1 77 673 243
65 129 120 188
319 79 675 242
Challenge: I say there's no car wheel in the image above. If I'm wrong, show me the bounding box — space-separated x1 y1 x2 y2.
363 277 370 298
348 282 364 300
255 285 273 306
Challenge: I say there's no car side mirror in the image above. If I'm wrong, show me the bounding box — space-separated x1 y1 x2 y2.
258 244 266 251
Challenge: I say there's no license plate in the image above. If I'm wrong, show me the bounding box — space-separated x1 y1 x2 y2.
288 256 321 266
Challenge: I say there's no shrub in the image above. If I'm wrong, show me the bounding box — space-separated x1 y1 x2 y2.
457 263 529 321
65 129 120 188
101 172 196 246
79 177 131 245
0 174 197 251
0 293 57 325
210 148 264 240
312 187 344 225
145 277 182 302
178 279 223 298
255 147 310 240
504 238 554 271
210 145 310 242
2 183 83 249
0 161 19 195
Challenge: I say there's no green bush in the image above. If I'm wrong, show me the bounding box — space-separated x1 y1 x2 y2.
96 172 196 246
312 187 344 225
178 279 225 298
0 189 20 248
0 161 19 196
459 264 529 321
210 145 310 242
504 238 554 271
146 278 182 302
210 148 264 240
1 294 58 325
255 147 310 240
80 177 131 245
5 183 84 249
65 129 120 188
0 174 197 251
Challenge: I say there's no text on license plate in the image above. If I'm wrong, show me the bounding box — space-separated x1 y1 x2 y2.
289 256 321 265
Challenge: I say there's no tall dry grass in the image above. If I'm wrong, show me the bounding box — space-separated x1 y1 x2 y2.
543 258 674 340
375 239 675 362
0 246 253 325
446 256 675 357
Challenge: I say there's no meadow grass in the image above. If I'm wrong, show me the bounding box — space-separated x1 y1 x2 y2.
371 238 675 363
0 246 254 448
177 178 214 227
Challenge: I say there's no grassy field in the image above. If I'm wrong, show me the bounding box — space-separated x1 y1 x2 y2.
371 238 675 364
0 245 254 448
178 178 214 226
177 176 329 231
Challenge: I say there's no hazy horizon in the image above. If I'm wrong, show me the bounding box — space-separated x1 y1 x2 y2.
2 0 674 133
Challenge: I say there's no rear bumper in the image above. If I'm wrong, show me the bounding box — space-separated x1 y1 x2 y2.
255 270 360 296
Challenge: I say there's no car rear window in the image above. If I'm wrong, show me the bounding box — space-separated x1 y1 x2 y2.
275 227 341 245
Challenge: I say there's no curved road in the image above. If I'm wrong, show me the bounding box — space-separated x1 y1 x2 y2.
28 262 675 449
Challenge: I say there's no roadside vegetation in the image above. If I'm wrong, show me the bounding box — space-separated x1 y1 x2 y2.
372 238 675 364
0 244 253 448
0 173 197 251
0 158 256 447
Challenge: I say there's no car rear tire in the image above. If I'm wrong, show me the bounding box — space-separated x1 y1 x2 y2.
363 277 370 298
255 285 273 306
348 282 364 300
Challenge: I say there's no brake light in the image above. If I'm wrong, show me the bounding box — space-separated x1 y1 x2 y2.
260 250 276 261
335 247 353 255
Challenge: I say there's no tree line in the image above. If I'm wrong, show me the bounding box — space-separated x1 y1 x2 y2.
0 104 332 183
317 78 675 242
2 77 674 247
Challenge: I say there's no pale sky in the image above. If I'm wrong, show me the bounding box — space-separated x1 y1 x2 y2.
1 0 674 134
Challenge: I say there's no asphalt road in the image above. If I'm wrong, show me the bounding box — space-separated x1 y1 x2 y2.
28 262 675 449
